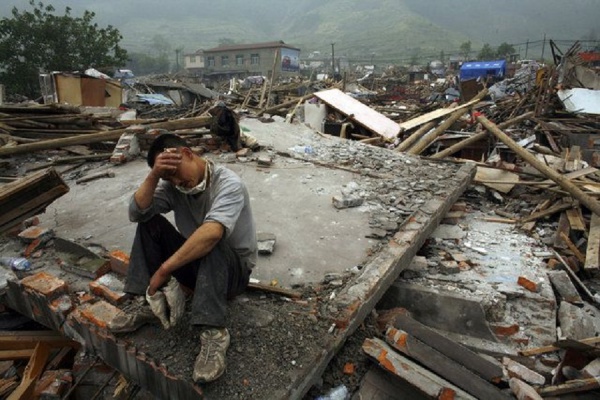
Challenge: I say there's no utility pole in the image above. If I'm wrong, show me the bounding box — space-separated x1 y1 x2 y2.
331 42 335 78
525 39 529 59
540 33 546 62
175 49 181 71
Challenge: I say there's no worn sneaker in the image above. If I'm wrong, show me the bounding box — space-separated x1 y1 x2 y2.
108 296 157 333
193 328 230 383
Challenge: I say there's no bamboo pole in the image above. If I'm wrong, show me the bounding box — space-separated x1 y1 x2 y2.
395 120 437 152
477 115 600 217
0 116 212 157
431 111 534 159
408 108 469 155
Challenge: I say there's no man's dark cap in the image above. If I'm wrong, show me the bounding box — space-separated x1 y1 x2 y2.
147 133 189 168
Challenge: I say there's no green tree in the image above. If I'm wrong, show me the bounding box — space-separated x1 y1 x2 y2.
0 1 128 98
126 52 170 75
496 42 515 59
478 43 495 60
460 41 472 60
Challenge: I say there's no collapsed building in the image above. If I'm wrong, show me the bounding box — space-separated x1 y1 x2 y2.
0 41 599 399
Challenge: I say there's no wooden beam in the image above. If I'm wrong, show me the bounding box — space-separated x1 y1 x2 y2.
519 336 600 356
0 350 35 360
519 201 574 224
385 327 510 399
565 207 586 231
0 331 79 351
362 338 477 400
478 115 600 218
7 342 50 400
431 111 534 159
537 378 600 396
585 213 600 275
0 116 212 157
408 108 469 155
560 232 586 263
392 311 504 383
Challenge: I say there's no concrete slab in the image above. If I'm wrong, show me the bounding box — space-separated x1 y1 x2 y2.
1 117 476 399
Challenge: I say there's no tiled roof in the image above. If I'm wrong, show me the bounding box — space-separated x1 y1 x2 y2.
204 40 300 53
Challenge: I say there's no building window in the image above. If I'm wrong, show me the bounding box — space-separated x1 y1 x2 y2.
221 55 229 66
190 56 196 63
207 56 215 67
251 54 260 65
236 54 244 66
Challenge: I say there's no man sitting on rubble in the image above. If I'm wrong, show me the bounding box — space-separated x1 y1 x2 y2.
109 132 257 383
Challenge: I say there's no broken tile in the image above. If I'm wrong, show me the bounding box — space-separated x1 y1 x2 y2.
108 250 130 276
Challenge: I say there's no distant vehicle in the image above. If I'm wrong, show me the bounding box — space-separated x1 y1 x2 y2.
114 69 135 85
114 69 134 79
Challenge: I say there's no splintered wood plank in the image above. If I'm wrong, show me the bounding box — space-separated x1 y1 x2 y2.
362 338 477 400
585 214 600 275
565 207 586 231
538 377 600 396
385 327 510 399
520 201 574 224
399 96 482 132
0 331 78 351
553 212 570 248
519 336 600 357
391 311 504 383
7 342 50 400
315 89 400 140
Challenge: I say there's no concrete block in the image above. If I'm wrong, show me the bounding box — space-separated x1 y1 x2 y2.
257 155 272 166
79 301 121 329
332 194 363 209
582 358 600 378
89 273 128 305
547 270 583 304
21 272 68 298
257 232 276 255
509 378 543 400
61 257 111 280
503 357 545 385
108 250 129 276
558 301 597 340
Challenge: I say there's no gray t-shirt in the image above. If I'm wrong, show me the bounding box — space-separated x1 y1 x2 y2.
129 164 257 269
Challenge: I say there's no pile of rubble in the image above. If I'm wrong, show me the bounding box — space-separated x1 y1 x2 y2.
0 40 599 399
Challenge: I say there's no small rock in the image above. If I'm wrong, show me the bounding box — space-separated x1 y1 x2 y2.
257 232 276 254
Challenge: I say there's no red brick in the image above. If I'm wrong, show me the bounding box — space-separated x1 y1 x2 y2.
89 275 128 305
23 238 44 258
21 272 68 298
491 323 520 337
110 153 127 164
18 226 53 243
108 250 130 276
450 202 468 212
546 258 560 270
78 301 121 329
517 276 540 293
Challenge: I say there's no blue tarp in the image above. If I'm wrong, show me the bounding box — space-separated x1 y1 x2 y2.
460 60 506 81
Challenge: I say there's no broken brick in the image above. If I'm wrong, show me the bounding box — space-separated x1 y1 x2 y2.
109 250 130 276
79 301 121 329
343 362 355 375
89 273 129 305
491 323 520 337
517 276 540 293
21 272 68 298
18 226 54 243
450 201 468 212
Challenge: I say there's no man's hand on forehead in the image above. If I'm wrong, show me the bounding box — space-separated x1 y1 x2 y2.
152 147 182 179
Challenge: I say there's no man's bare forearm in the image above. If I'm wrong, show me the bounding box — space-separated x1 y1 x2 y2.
161 222 224 274
134 172 160 210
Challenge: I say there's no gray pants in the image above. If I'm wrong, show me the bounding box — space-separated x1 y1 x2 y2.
124 215 250 327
